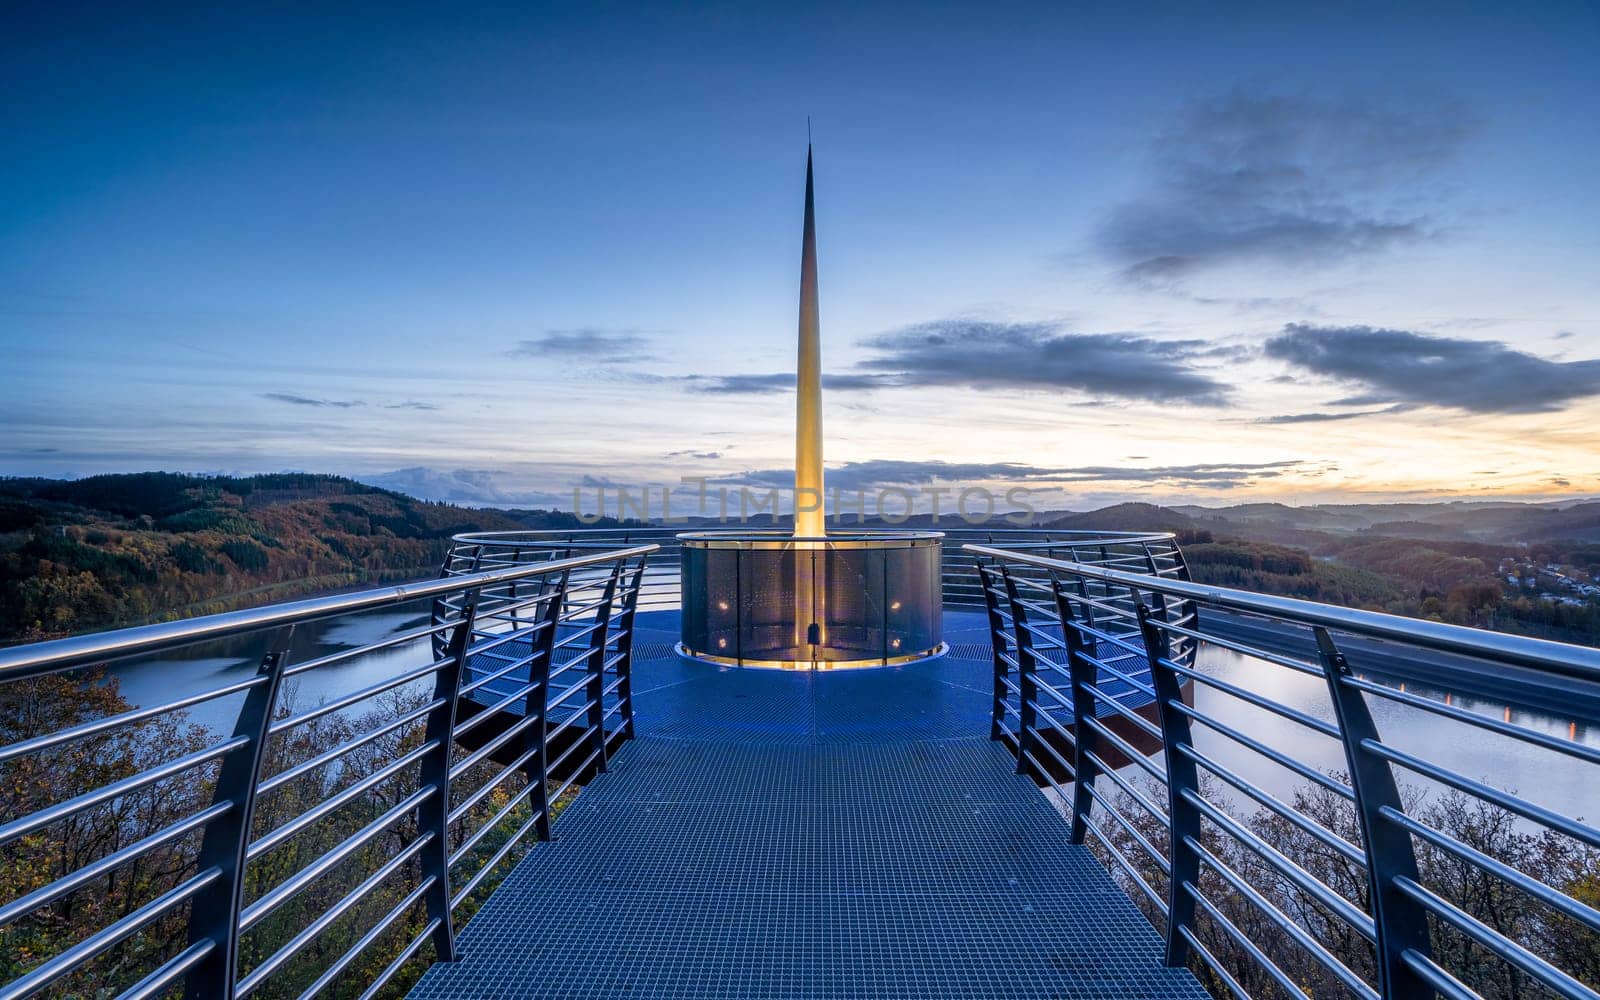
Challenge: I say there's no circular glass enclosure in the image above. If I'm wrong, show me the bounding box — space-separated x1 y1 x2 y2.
678 531 944 668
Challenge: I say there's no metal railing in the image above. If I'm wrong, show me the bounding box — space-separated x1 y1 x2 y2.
968 542 1600 1000
442 526 1188 610
0 543 655 1000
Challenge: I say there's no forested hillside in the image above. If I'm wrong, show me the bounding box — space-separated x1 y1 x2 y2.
1048 503 1600 645
0 473 631 642
7 475 1597 647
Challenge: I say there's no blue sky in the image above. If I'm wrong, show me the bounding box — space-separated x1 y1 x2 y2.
4 2 1598 511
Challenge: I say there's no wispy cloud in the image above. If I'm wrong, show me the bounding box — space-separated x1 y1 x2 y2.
723 460 1073 490
1047 460 1314 489
1098 91 1476 284
382 400 440 411
854 319 1232 405
1264 324 1600 413
665 449 724 459
261 392 365 408
720 458 1311 492
684 372 895 395
509 328 655 363
1254 405 1410 424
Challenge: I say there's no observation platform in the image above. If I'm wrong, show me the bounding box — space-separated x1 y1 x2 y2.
409 608 1207 999
8 529 1596 1000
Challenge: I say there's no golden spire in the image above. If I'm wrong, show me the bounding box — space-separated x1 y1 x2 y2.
795 143 825 537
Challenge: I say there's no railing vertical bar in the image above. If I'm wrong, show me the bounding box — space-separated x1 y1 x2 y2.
1054 575 1100 845
417 589 481 964
1315 625 1433 998
1001 568 1041 779
526 570 565 842
182 626 295 1000
584 564 621 775
614 558 647 741
977 563 1010 743
1139 596 1201 969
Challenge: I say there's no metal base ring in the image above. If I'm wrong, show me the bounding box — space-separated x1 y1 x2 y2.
674 642 948 670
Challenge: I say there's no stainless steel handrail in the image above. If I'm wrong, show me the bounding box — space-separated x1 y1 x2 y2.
441 527 1188 611
0 542 656 1000
0 545 657 682
969 542 1600 1000
965 544 1600 682
451 526 1181 546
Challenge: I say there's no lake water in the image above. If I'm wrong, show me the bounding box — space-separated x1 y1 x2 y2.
110 601 440 734
1187 645 1598 824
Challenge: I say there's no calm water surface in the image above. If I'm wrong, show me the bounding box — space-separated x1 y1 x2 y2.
111 601 438 734
1188 644 1598 824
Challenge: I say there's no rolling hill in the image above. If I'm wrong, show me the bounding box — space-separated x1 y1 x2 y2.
0 473 634 642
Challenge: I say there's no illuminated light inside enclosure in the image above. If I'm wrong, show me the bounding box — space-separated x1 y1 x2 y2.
678 531 944 668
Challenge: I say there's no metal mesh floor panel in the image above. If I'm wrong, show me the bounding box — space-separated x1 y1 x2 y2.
411 614 1207 999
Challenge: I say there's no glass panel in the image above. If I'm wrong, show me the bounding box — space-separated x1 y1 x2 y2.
680 537 943 667
739 544 799 662
822 543 884 662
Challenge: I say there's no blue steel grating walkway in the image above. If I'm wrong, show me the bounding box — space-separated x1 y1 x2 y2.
410 610 1208 999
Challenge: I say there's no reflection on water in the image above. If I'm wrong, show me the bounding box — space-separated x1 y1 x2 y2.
1192 644 1599 823
111 601 437 733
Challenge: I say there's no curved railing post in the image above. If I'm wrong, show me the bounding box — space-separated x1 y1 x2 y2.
183 625 295 1000
584 565 621 775
418 587 481 964
999 569 1040 778
1170 540 1195 584
613 558 647 741
1315 626 1434 998
1051 576 1098 846
1138 596 1202 969
432 544 483 661
524 570 566 843
976 563 1011 742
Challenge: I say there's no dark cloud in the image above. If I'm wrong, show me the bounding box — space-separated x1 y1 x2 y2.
509 328 655 363
261 392 364 408
383 400 440 411
1098 92 1475 283
855 320 1232 405
1264 324 1600 413
720 458 1309 492
675 319 1232 404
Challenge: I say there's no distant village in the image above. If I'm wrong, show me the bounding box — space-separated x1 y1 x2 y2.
1501 557 1600 607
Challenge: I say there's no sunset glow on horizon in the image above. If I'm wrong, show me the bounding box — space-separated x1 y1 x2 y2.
4 4 1597 510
